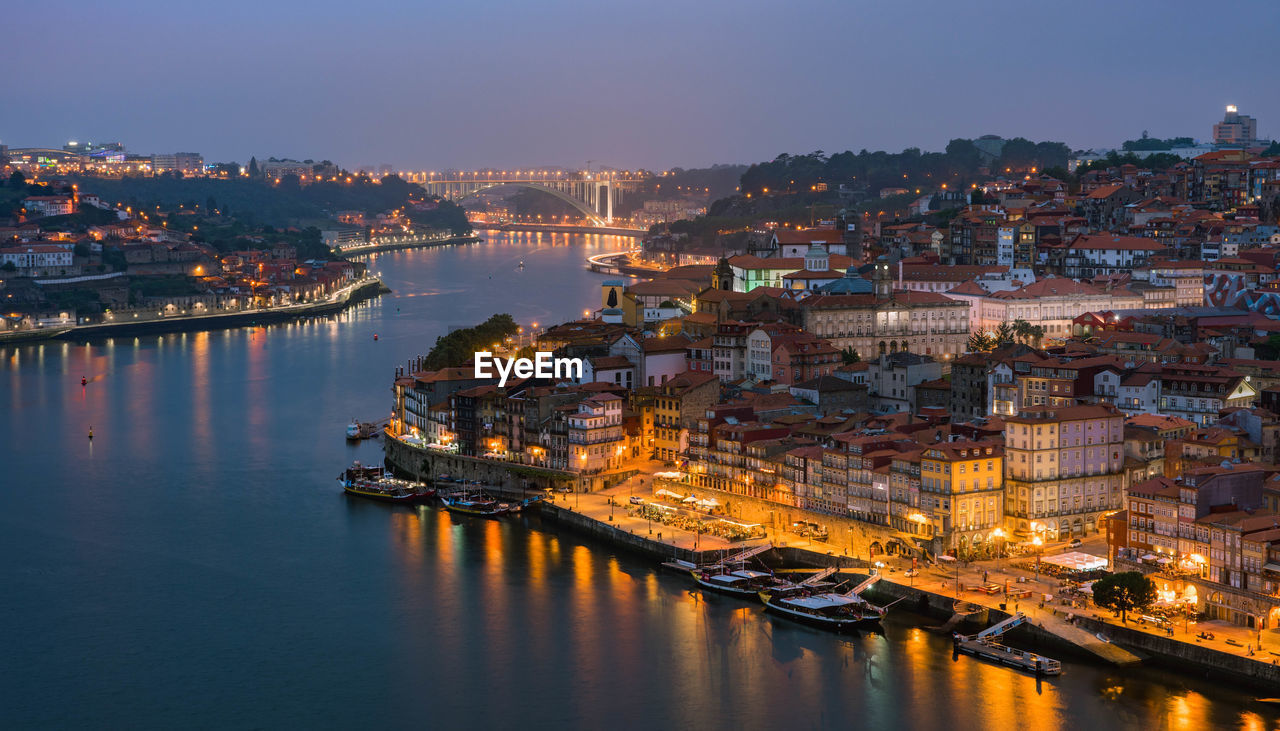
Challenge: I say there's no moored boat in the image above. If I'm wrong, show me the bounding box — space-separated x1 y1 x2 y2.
338 462 434 503
691 568 789 597
346 419 382 440
440 492 517 517
760 590 886 631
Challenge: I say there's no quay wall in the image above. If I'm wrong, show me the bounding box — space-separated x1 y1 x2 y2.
1075 616 1280 690
538 501 715 564
383 436 634 494
340 234 481 257
3 278 386 345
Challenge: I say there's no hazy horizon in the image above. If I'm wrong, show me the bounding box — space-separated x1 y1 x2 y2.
4 0 1278 172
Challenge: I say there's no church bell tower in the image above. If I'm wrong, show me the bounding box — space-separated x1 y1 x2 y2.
712 256 733 291
873 256 891 299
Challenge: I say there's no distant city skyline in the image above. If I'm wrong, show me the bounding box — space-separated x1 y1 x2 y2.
4 0 1278 172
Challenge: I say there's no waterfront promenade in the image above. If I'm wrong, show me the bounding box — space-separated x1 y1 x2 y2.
337 232 482 256
0 275 386 345
529 472 1280 684
387 426 1280 685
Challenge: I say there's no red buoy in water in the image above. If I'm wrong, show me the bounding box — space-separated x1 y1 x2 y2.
373 334 379 341
81 377 87 386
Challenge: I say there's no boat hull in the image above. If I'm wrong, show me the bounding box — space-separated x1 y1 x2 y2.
342 484 432 503
441 499 515 517
690 571 764 597
761 595 884 631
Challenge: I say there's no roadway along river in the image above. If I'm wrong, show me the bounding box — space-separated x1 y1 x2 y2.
1 231 1275 729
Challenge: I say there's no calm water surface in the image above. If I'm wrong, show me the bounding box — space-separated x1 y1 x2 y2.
3 232 1277 729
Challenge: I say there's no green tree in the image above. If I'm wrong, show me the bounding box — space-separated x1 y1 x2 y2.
840 346 860 364
966 330 996 353
1 261 15 272
993 321 1015 346
1092 571 1157 623
1012 319 1046 348
8 170 26 187
248 157 260 178
423 313 520 370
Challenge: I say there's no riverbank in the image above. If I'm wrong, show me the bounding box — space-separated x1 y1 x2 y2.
535 492 1280 688
385 436 1280 690
0 277 388 345
585 250 668 277
338 233 482 257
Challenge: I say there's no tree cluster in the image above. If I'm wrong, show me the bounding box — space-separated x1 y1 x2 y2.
737 138 1070 198
1121 133 1195 152
1074 151 1183 176
422 314 520 370
1092 571 1157 623
966 319 1046 353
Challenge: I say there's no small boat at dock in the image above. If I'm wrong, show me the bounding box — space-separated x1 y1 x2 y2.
346 419 382 440
692 568 788 597
663 543 773 575
759 573 888 631
687 544 785 597
757 566 842 600
761 591 886 631
440 491 519 517
338 462 434 503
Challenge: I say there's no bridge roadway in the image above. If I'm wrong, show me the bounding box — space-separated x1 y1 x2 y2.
471 222 645 238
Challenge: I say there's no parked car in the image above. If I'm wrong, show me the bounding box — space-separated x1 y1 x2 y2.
629 496 644 505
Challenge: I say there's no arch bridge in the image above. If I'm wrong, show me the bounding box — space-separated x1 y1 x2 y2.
421 175 640 225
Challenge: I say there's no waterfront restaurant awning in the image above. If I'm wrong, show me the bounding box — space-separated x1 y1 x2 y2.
655 489 684 500
1041 552 1108 572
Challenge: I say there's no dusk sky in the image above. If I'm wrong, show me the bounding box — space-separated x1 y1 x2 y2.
6 0 1279 171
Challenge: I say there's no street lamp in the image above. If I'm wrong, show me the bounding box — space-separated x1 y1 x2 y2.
992 528 1006 572
1032 535 1044 583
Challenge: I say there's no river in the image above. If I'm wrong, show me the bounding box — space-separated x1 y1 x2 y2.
2 231 1276 729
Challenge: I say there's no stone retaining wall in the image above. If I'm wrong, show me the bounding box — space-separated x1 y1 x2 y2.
1076 616 1280 690
384 437 634 494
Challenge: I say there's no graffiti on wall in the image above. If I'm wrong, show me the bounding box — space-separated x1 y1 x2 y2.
1205 273 1280 315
